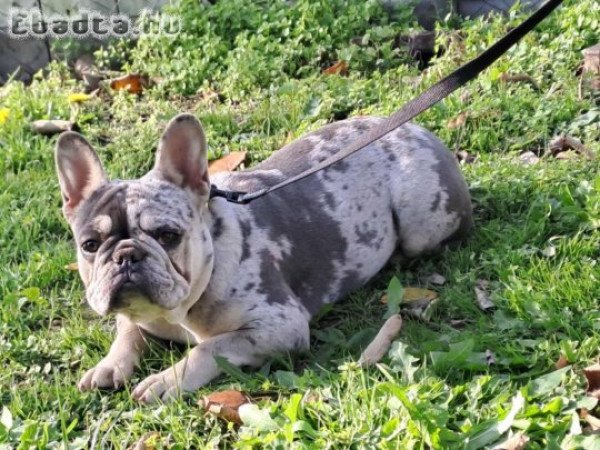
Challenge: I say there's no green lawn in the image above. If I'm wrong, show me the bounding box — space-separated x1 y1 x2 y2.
0 0 599 448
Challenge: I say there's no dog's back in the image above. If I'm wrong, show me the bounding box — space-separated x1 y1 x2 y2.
210 117 472 312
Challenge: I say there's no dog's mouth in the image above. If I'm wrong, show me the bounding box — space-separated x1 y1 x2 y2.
108 273 152 311
89 257 192 318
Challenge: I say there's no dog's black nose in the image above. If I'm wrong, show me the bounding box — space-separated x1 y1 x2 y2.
113 245 146 266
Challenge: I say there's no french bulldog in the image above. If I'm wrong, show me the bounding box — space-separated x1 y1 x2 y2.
54 113 472 403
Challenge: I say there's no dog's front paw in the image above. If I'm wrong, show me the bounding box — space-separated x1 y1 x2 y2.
78 357 135 391
132 368 182 404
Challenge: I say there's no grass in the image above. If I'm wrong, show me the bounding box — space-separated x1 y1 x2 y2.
0 0 599 448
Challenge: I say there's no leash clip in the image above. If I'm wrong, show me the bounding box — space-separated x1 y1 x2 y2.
209 184 248 204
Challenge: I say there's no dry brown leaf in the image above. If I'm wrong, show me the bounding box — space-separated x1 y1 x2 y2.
447 112 468 129
64 262 78 271
323 60 348 75
403 287 438 302
491 431 529 450
208 151 247 175
474 279 495 312
403 288 439 322
358 314 403 367
200 389 251 424
109 73 149 94
128 431 160 450
30 120 75 135
380 287 439 321
549 135 595 160
555 353 569 369
584 363 600 395
380 287 438 304
581 408 600 431
498 72 539 90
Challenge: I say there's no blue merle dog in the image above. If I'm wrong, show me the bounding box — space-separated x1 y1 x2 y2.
54 113 472 403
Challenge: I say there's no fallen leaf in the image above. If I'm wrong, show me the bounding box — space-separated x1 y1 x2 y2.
401 287 440 321
109 73 149 94
0 108 10 124
556 353 569 369
381 284 438 305
208 151 247 175
30 120 75 135
491 431 529 450
549 135 595 160
580 408 600 431
200 389 251 424
498 72 539 90
519 151 539 165
64 262 78 271
427 273 446 286
447 111 468 129
68 92 93 103
323 60 348 75
474 279 495 312
584 363 600 398
128 431 160 450
403 287 438 302
358 314 403 367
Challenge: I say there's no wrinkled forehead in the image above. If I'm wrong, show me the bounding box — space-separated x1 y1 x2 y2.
73 179 194 236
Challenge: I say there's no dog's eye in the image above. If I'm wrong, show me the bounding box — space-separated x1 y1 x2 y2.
81 239 100 253
157 231 181 247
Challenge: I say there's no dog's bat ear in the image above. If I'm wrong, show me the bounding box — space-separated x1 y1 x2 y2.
153 113 210 198
55 132 106 222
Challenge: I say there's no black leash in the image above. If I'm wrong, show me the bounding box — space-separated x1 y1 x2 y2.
210 0 564 205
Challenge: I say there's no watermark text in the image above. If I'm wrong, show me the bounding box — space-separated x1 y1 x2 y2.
8 8 180 39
